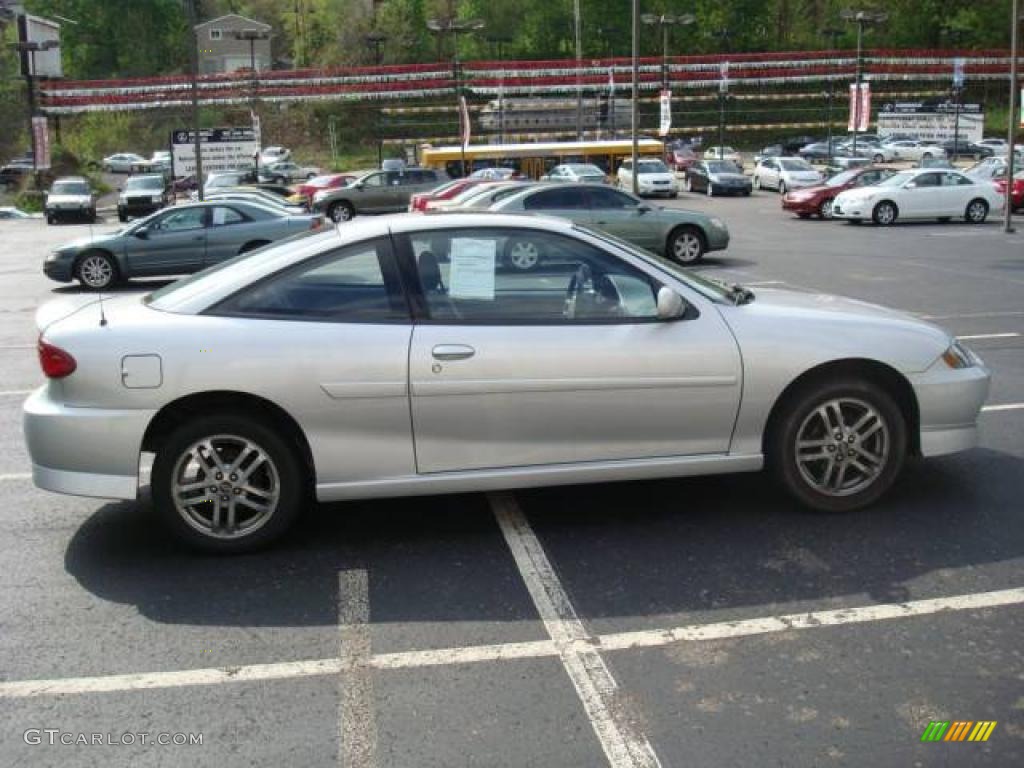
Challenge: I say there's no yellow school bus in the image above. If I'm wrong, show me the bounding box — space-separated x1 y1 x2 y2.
418 139 665 180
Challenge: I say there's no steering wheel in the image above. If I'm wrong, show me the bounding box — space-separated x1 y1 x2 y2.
563 263 593 320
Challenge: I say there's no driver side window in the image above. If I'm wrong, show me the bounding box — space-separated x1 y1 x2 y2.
153 208 206 232
401 228 662 324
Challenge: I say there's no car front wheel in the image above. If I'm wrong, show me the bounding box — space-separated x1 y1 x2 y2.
328 201 354 222
769 378 906 512
152 414 306 553
667 226 705 264
965 198 988 224
75 252 118 290
872 201 898 225
819 198 834 218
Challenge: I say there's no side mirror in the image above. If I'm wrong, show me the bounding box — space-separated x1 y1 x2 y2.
656 286 686 320
638 204 653 214
134 227 149 239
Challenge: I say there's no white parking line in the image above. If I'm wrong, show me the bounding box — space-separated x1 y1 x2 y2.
0 389 32 397
338 569 378 768
0 473 31 482
982 403 1024 412
1 586 1023 700
490 492 662 768
957 333 1021 340
922 310 1024 321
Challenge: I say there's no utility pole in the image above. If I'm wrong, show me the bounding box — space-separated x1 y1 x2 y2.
630 0 639 195
366 34 387 166
821 27 844 164
840 10 887 156
185 0 204 200
640 13 695 92
1005 0 1021 233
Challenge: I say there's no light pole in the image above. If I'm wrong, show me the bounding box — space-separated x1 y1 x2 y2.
640 13 695 91
1005 1 1021 233
185 0 204 200
941 27 968 157
234 28 270 177
427 16 485 176
485 34 512 144
8 38 59 177
366 33 387 167
840 9 887 156
820 27 844 164
713 29 733 156
574 0 582 139
630 0 639 194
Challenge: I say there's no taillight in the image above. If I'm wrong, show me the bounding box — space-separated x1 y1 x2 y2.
38 338 77 379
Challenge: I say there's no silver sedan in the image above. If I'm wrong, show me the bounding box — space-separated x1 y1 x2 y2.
24 214 990 552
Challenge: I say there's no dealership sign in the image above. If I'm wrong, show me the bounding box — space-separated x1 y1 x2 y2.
877 102 983 143
170 127 258 177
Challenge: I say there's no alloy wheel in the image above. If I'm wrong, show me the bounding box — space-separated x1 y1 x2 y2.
171 434 280 540
794 398 890 497
508 240 540 270
671 231 703 263
78 255 114 288
966 200 988 223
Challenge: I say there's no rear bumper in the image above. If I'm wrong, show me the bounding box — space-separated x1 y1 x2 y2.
23 387 153 500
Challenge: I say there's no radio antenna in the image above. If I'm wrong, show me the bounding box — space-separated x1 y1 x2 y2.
87 214 108 326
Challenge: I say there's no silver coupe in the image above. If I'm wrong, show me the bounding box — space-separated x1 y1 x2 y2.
24 213 990 552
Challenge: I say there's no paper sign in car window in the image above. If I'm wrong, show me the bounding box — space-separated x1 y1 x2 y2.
213 207 227 225
448 238 497 300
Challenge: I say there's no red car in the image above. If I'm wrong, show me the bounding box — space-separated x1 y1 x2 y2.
665 145 698 172
782 166 896 219
993 170 1024 211
294 173 356 202
408 179 483 212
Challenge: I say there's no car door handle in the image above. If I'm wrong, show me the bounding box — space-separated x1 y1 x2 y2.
432 344 475 361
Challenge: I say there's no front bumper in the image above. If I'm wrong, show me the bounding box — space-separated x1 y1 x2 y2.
781 195 819 214
46 205 94 219
830 198 873 219
909 356 992 458
638 183 678 196
23 386 154 500
43 255 75 282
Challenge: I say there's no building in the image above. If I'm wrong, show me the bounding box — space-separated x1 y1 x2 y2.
195 14 271 75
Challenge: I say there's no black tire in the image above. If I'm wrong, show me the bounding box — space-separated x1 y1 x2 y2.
778 180 787 194
118 210 127 223
239 240 270 254
752 175 761 190
872 200 898 226
667 225 705 264
74 251 119 290
46 215 55 225
768 377 907 512
328 201 354 223
965 198 988 224
819 197 834 219
797 212 812 219
873 153 884 163
706 183 714 197
151 413 307 553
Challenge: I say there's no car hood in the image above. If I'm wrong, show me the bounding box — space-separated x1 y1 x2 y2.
783 170 823 181
56 231 125 253
709 172 748 183
834 186 883 202
721 287 951 371
47 194 90 205
637 173 676 182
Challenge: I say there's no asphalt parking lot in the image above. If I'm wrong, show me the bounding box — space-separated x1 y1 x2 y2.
1 194 1023 767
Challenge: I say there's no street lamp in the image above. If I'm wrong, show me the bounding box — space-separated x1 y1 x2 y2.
640 13 695 92
427 17 485 176
8 39 59 175
840 9 887 155
485 34 512 144
366 34 387 167
712 29 733 156
234 28 270 177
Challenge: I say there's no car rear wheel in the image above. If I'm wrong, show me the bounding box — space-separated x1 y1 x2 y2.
872 201 898 226
965 198 988 224
152 414 306 553
667 226 705 264
328 201 354 223
873 153 884 163
75 252 118 290
752 175 761 190
769 378 906 512
505 238 542 271
819 198 834 218
778 180 787 194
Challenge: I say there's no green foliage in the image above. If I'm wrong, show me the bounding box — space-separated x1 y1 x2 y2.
14 189 45 213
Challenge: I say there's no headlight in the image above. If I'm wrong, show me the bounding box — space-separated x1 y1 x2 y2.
313 190 329 202
709 216 726 230
941 340 976 369
152 194 163 203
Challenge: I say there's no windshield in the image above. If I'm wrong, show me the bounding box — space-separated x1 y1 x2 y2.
126 176 164 190
637 160 670 174
706 161 739 174
566 164 604 175
826 170 860 187
51 181 89 195
780 159 813 171
573 225 737 304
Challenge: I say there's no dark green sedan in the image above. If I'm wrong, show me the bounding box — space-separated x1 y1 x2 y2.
490 183 729 266
44 201 323 290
